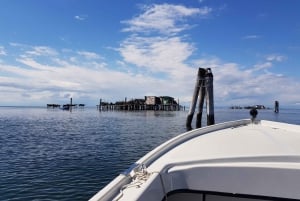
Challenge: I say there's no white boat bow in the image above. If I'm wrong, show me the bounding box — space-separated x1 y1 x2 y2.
90 119 300 201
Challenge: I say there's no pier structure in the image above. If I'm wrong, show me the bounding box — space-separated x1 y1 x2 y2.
47 98 85 110
97 96 183 111
230 105 267 110
47 104 61 109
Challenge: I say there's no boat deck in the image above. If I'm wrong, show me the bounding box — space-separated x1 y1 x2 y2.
149 120 300 171
90 120 300 201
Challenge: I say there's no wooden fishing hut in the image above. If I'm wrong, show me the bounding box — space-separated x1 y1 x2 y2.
145 96 180 111
145 96 161 110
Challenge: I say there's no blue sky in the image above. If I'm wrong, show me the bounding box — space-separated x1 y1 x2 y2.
0 0 300 107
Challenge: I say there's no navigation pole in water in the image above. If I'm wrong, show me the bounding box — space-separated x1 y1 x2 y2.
274 100 279 113
186 68 215 130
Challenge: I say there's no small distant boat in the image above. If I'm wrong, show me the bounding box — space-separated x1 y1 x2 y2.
90 118 300 201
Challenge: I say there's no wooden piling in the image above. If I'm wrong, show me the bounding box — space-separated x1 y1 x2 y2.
186 68 204 129
186 68 215 129
99 99 102 111
196 69 207 128
205 68 215 126
70 98 72 112
274 100 279 113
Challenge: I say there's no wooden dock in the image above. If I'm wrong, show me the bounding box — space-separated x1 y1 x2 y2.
47 104 61 109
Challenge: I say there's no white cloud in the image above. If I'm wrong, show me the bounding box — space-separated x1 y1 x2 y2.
245 53 286 73
265 54 286 62
0 46 6 56
242 35 261 39
252 62 273 71
74 15 88 21
0 43 300 107
0 46 178 105
122 4 212 35
119 3 206 80
193 57 300 106
77 51 102 60
119 36 194 76
9 42 25 47
25 46 58 56
8 43 58 57
0 4 299 107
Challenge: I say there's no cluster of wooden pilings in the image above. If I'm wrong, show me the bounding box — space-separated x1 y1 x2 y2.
186 68 215 130
97 97 184 111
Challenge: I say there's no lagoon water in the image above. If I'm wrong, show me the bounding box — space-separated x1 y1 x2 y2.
1 107 299 200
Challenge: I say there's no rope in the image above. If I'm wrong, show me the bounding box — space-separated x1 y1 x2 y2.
113 165 168 201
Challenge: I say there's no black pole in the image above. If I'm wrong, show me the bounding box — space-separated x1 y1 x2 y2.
196 69 207 128
186 68 204 129
70 97 72 112
205 68 215 126
274 100 279 113
99 99 102 111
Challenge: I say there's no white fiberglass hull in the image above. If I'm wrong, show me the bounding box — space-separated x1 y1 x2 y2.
90 119 300 201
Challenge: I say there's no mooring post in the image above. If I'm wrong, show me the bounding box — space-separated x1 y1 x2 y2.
70 97 73 112
186 68 203 129
274 100 279 113
205 68 215 126
186 67 215 129
99 99 102 111
196 68 207 128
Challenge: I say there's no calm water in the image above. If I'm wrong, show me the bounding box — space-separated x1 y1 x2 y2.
1 107 299 200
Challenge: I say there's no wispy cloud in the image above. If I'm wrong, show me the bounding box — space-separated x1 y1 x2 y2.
257 13 268 18
0 46 6 56
265 54 286 62
74 15 88 21
77 51 102 60
119 3 208 80
122 4 212 35
252 62 273 71
242 35 261 40
25 46 58 56
245 53 286 74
